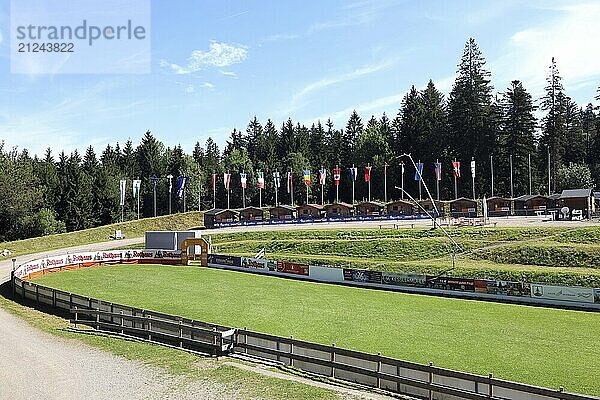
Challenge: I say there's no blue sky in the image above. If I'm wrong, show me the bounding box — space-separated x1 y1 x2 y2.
0 0 599 156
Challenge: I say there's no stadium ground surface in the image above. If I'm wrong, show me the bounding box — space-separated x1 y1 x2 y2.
33 264 600 396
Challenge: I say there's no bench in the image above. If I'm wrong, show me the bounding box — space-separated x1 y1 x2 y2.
109 229 125 240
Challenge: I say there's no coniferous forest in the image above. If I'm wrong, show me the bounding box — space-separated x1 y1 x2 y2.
1 38 599 242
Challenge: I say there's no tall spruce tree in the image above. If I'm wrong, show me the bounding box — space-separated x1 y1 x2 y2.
447 38 499 198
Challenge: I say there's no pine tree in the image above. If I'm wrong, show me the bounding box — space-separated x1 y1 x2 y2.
563 98 586 165
500 80 537 197
344 110 363 163
447 38 499 198
581 104 596 164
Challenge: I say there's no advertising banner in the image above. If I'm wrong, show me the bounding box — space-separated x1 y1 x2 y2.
426 276 475 292
483 280 530 297
343 269 382 284
530 284 595 303
241 257 276 271
309 265 344 282
208 254 242 268
276 261 309 276
595 288 600 304
382 271 426 287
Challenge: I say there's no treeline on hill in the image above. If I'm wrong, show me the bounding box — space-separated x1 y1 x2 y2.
1 38 600 242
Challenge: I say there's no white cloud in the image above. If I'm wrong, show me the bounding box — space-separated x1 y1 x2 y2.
262 33 300 43
490 2 600 98
184 84 195 93
219 70 238 78
0 30 3 45
199 82 215 90
282 58 399 116
161 41 248 75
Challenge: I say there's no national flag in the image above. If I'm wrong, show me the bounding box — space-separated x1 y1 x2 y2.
400 161 405 175
151 174 158 190
319 168 326 185
452 161 461 178
240 172 247 188
287 171 294 193
384 162 389 176
257 172 265 189
132 179 141 198
333 167 341 186
211 173 216 190
273 171 281 188
223 172 231 189
119 179 126 206
414 163 424 181
303 170 311 187
434 162 442 181
364 165 372 182
471 159 476 177
176 175 187 199
349 166 358 181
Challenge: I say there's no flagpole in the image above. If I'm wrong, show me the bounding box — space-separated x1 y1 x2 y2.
291 171 294 207
336 165 339 203
418 160 422 201
275 172 279 206
183 183 187 212
401 162 405 200
227 170 230 209
213 171 216 209
242 172 246 209
547 147 551 195
528 154 532 195
351 164 355 205
490 155 494 197
384 163 388 203
259 187 262 208
198 181 201 212
509 154 514 199
152 176 157 217
137 187 140 220
321 166 324 206
471 157 476 200
367 164 371 202
453 158 458 200
436 159 440 201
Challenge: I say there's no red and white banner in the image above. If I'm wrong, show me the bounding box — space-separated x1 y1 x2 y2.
364 165 372 183
333 168 341 186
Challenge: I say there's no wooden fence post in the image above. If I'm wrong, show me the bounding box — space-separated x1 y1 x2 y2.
35 285 39 306
179 318 183 348
396 362 400 393
290 336 294 367
120 311 124 335
148 315 152 341
331 344 336 379
52 289 56 309
74 306 78 329
428 362 433 400
488 373 493 398
377 352 382 389
96 309 100 330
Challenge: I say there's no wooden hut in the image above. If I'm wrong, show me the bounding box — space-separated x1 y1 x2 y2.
269 205 296 220
417 199 444 217
513 195 549 216
324 202 354 218
386 200 414 216
558 189 595 220
239 206 265 221
296 204 325 219
486 196 511 217
356 201 385 216
450 197 477 217
203 208 239 229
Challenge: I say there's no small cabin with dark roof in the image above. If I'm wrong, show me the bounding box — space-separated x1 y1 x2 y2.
386 200 414 216
559 189 595 219
486 196 511 216
356 201 385 216
450 197 477 217
269 205 296 220
417 199 444 217
239 206 265 221
296 203 325 219
513 195 549 215
324 202 354 218
204 208 239 229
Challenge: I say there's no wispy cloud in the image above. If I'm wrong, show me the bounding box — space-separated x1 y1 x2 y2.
160 41 248 75
282 58 400 116
218 10 249 21
490 2 600 98
261 33 300 43
219 70 238 78
308 0 402 34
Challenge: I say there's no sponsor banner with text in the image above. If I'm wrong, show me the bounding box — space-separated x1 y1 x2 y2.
343 269 382 284
276 261 309 276
426 276 475 292
382 271 426 287
530 284 595 303
241 257 276 271
208 254 242 268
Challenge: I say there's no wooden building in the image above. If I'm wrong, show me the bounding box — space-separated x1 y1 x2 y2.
296 204 325 219
239 206 265 221
203 208 238 229
450 197 477 217
269 205 296 220
558 189 595 220
417 199 444 217
324 202 354 218
486 196 511 216
513 195 550 216
386 200 414 216
355 201 385 216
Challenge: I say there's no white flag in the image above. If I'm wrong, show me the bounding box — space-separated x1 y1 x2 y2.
471 160 476 177
132 179 141 198
119 179 126 206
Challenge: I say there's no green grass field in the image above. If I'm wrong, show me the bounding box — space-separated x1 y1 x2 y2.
209 226 600 286
0 211 204 260
33 264 600 396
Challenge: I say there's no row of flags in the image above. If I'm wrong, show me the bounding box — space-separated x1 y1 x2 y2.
213 160 477 191
120 176 188 206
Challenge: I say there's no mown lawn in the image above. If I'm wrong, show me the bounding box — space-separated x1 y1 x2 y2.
34 264 600 396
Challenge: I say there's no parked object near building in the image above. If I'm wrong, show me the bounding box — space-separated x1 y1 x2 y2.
324 202 354 218
355 201 385 216
203 208 239 228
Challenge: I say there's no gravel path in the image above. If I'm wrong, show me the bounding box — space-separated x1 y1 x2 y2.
0 307 232 400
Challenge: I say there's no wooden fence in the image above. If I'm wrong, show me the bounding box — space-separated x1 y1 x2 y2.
12 275 599 400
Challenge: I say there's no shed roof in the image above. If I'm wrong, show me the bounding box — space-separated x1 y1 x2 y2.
559 189 593 199
204 208 239 216
269 204 296 212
